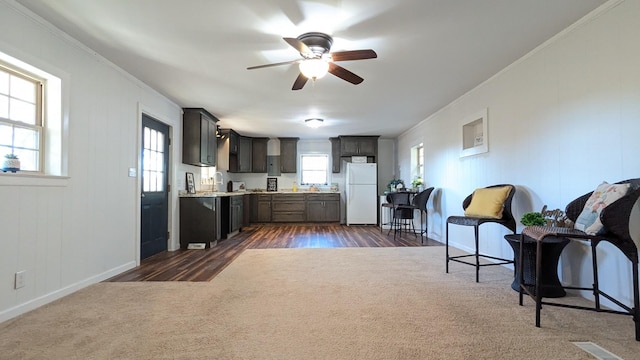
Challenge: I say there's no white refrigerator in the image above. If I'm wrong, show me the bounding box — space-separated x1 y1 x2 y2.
345 163 378 225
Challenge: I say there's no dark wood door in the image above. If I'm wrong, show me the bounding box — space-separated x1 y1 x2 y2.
141 114 170 260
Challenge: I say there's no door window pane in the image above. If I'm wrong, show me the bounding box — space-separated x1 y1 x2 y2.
142 126 166 192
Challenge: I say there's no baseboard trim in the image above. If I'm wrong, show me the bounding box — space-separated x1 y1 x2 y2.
0 261 136 323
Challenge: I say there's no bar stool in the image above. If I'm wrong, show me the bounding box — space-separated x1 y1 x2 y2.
387 192 415 240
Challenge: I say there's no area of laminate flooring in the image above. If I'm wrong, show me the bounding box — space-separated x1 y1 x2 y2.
107 223 442 282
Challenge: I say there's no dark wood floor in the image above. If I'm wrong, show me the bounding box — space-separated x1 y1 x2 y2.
107 223 442 282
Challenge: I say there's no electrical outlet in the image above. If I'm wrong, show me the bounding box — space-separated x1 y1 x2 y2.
14 271 26 289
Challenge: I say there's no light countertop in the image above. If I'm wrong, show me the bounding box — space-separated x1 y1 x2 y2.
179 189 340 198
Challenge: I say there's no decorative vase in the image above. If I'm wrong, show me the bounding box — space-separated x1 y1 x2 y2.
2 158 20 173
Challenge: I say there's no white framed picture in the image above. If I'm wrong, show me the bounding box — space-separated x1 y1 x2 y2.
186 172 196 194
460 108 488 158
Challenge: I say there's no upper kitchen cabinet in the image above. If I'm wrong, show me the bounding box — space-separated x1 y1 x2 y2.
237 136 252 173
339 136 379 157
251 137 269 173
219 129 252 173
330 137 341 173
182 108 219 167
279 137 299 173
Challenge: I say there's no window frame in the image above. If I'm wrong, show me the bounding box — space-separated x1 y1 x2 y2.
299 153 330 186
411 143 424 182
0 62 45 173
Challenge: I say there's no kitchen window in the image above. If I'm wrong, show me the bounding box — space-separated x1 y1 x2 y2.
300 154 329 185
412 143 424 181
0 64 43 172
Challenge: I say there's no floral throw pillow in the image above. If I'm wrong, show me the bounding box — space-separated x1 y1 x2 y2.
574 182 630 235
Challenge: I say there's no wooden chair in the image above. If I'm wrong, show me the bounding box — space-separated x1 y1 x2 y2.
519 178 640 341
446 184 517 282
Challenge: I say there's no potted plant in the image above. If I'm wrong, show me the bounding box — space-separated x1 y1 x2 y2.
2 154 20 173
387 179 405 192
411 177 424 191
520 211 546 227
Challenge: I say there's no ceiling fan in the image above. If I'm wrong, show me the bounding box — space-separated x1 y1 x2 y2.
247 32 377 90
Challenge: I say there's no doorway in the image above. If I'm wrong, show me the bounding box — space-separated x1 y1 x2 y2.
140 114 170 260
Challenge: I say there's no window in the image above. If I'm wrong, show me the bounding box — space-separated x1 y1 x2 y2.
142 126 165 192
411 143 424 181
0 63 44 172
300 154 329 185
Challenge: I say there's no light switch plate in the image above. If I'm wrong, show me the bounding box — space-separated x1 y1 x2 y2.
128 168 137 177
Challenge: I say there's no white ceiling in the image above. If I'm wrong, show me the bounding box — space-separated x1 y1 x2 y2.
16 0 605 139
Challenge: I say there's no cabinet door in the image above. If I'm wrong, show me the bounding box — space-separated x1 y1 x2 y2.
257 201 271 222
330 137 341 173
203 117 217 166
252 138 268 173
238 136 253 172
357 138 377 156
279 138 298 173
230 197 243 232
324 200 340 222
340 138 359 156
228 130 239 154
182 108 218 167
306 201 325 222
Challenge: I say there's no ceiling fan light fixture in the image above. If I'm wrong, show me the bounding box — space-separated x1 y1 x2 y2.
305 118 324 128
299 59 329 79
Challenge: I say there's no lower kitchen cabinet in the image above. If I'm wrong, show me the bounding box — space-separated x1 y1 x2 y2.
272 193 305 222
230 195 243 233
251 194 272 222
179 197 220 248
306 193 340 222
249 192 340 223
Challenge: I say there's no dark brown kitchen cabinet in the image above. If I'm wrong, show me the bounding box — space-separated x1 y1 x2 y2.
229 195 243 233
271 193 305 222
220 129 252 173
330 137 341 173
179 197 220 249
339 136 379 157
306 193 340 222
243 194 251 228
251 194 272 222
182 108 218 167
237 136 252 172
279 137 299 173
252 137 269 173
227 129 239 154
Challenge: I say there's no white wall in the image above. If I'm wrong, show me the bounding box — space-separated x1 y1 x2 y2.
397 0 640 308
0 1 182 321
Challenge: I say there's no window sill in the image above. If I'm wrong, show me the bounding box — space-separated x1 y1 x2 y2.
0 172 69 187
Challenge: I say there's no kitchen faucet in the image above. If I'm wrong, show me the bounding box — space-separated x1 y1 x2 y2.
213 171 224 192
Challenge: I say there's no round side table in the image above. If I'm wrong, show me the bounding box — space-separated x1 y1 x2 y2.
504 234 570 298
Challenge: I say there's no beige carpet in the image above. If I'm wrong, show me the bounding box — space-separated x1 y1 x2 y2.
1 247 639 359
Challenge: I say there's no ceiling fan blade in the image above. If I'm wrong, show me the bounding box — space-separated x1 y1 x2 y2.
292 73 308 90
247 59 301 70
330 49 377 62
328 63 364 85
283 37 313 56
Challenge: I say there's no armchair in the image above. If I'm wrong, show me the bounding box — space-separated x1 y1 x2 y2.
519 178 640 341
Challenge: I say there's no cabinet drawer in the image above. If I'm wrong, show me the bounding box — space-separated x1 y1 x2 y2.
272 193 305 201
272 212 306 222
256 194 272 201
272 201 305 212
306 193 340 201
